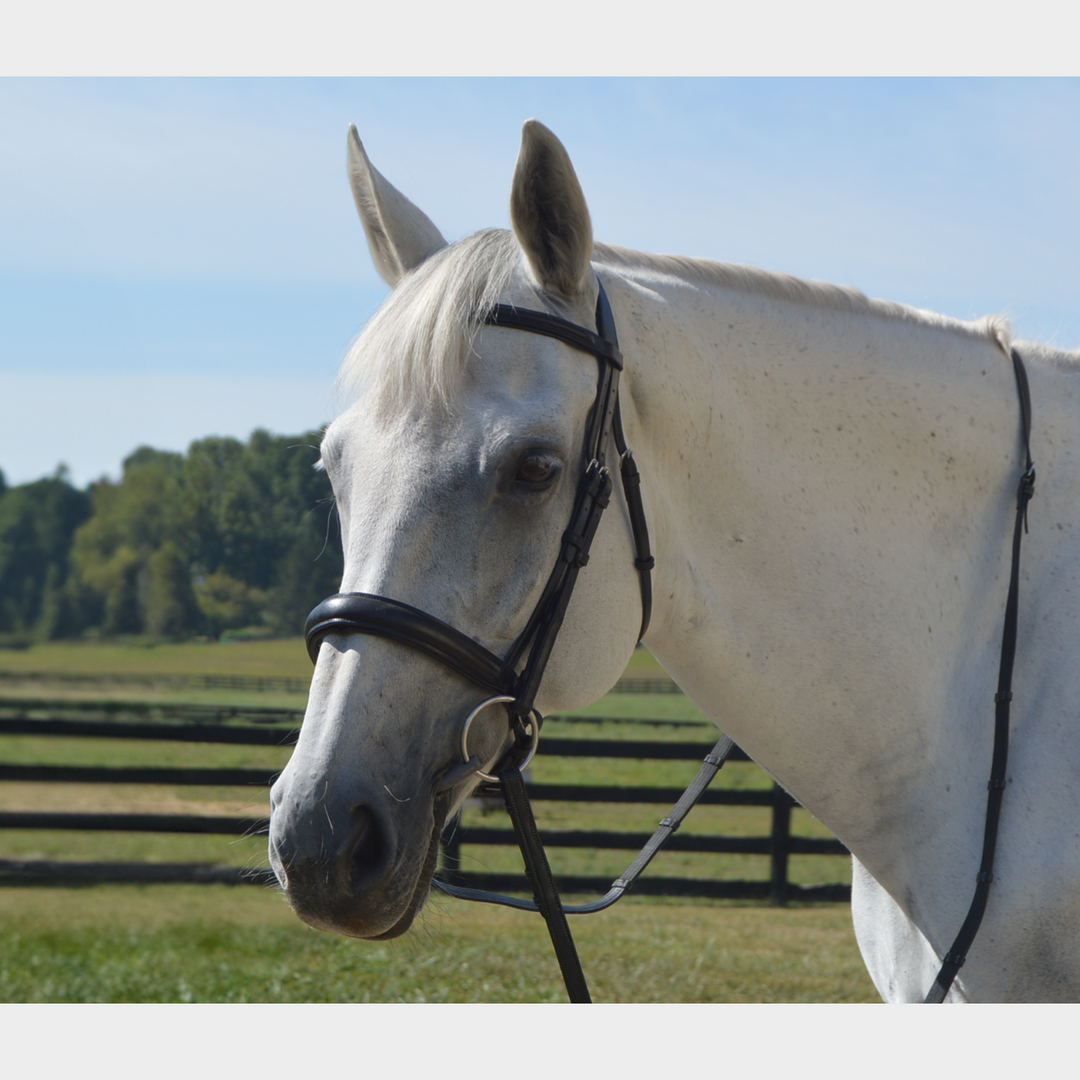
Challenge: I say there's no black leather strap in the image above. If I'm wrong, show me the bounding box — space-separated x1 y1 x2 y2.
923 347 1035 1003
304 593 516 696
499 765 591 1003
485 303 623 369
614 398 654 642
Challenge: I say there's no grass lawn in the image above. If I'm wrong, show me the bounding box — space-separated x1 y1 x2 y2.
0 639 874 1003
0 884 878 1003
0 638 312 710
0 637 315 679
0 639 671 711
0 637 670 684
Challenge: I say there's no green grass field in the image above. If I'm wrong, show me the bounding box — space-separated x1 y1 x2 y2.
0 885 877 1003
0 637 317 679
0 638 879 1003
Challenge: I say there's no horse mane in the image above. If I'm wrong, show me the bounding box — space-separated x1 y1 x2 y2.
594 242 1013 352
1010 339 1080 372
340 229 1013 411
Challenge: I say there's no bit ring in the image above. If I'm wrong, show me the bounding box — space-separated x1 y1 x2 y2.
460 695 541 782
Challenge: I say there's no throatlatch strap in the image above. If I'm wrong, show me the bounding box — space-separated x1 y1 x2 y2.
923 348 1035 1003
614 398 654 641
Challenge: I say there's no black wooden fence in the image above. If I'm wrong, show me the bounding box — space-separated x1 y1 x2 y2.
0 671 686 696
0 698 850 902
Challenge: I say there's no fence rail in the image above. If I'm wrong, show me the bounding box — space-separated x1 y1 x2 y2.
0 670 314 695
0 699 850 902
0 670 682 696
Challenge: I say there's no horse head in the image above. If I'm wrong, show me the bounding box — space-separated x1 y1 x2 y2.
268 121 645 938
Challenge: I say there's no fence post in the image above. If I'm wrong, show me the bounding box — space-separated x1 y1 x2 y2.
769 783 793 906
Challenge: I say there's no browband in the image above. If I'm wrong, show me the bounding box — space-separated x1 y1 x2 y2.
484 304 624 369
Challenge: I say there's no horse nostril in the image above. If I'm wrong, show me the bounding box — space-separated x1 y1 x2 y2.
346 806 389 890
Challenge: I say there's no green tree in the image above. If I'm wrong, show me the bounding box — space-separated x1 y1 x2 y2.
193 570 266 636
182 430 339 634
0 473 92 638
145 541 201 637
69 448 196 637
100 546 141 636
35 563 70 640
65 430 341 639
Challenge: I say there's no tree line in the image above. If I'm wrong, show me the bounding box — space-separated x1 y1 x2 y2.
0 429 342 644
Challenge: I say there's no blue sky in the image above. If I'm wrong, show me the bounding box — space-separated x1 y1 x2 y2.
2 77 1079 486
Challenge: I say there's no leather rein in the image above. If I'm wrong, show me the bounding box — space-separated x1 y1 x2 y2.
922 346 1034 1003
303 280 1035 1005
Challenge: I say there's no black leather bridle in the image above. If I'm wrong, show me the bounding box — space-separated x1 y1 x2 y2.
305 280 653 731
304 281 668 1001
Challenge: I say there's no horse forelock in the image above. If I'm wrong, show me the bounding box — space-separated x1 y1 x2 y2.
338 229 522 413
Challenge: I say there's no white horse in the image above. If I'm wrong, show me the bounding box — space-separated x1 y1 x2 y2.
269 119 1080 1002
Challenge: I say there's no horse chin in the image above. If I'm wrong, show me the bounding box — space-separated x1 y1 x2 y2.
279 793 448 941
366 818 442 940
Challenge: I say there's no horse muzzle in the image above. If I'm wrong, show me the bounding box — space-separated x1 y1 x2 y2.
268 771 450 939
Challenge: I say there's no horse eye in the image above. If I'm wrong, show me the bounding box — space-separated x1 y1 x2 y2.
516 452 559 488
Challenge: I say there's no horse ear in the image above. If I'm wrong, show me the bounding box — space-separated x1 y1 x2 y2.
347 124 448 287
510 120 593 297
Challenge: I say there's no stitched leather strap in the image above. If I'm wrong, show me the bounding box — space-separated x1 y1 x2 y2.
499 765 591 1003
485 304 623 369
304 593 516 696
923 347 1035 1003
614 398 654 642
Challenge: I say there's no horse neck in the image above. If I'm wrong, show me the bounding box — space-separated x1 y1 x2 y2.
614 264 1025 866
